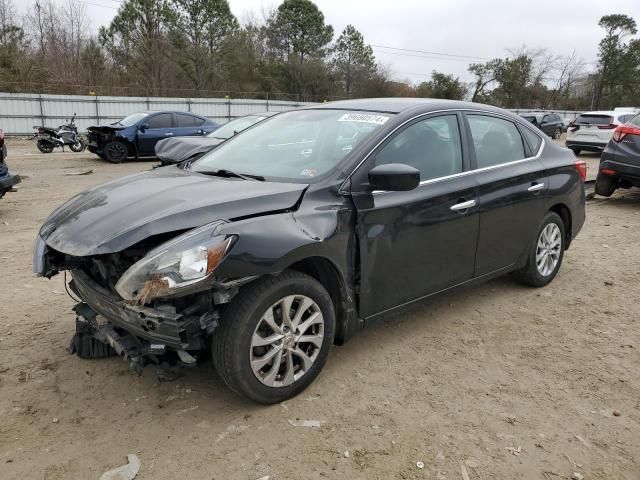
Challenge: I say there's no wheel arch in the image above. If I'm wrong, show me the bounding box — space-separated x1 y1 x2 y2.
286 256 360 345
549 203 572 248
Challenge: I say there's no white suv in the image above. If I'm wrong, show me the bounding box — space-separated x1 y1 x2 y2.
566 108 639 155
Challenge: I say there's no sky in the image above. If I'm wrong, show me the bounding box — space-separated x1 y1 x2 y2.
19 0 640 84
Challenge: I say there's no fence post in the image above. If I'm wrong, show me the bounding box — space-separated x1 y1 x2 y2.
227 95 231 122
146 96 150 110
187 98 191 112
266 92 269 112
38 94 45 127
95 95 100 125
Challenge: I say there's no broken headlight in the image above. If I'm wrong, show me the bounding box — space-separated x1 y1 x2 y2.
115 222 236 303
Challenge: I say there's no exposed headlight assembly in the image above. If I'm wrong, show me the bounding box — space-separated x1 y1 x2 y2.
115 222 236 303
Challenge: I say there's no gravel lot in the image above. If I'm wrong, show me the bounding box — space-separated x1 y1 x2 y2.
0 137 638 480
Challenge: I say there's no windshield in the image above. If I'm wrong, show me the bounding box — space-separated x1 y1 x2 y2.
116 112 149 127
192 109 393 181
207 115 267 140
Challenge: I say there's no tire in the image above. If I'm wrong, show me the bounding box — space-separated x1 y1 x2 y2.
552 128 562 140
594 171 617 197
104 141 128 163
513 211 566 287
70 138 86 152
37 139 54 154
212 270 335 404
569 147 581 156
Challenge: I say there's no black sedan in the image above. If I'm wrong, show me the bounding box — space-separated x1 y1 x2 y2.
0 129 20 199
155 112 278 165
520 112 565 139
595 114 640 197
34 99 586 403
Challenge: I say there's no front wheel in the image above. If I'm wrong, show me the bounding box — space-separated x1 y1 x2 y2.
70 139 85 152
513 212 566 287
37 139 54 153
104 141 128 163
212 271 335 404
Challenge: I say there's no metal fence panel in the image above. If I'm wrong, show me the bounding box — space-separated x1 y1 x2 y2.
0 92 314 135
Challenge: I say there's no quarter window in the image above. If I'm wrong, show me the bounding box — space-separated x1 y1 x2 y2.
521 127 543 154
146 113 173 129
467 115 526 168
375 115 463 181
175 114 197 127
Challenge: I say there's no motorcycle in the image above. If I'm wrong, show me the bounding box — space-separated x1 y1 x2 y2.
33 113 86 153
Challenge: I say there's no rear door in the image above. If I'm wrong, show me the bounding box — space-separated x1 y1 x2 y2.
465 114 549 276
173 113 204 138
137 112 174 155
351 112 480 317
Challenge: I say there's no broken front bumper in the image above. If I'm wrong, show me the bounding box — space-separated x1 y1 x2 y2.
70 269 210 350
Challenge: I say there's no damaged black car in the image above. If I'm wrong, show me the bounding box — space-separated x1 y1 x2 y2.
34 99 586 403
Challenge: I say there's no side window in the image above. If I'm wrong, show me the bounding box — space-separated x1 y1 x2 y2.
175 114 196 127
542 115 550 123
194 116 206 126
146 113 173 129
467 115 526 168
375 115 463 181
521 127 543 154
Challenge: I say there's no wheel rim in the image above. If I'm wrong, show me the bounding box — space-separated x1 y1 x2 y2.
536 223 561 277
250 295 324 387
107 143 126 159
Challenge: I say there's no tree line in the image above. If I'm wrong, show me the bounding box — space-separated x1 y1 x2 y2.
0 0 638 110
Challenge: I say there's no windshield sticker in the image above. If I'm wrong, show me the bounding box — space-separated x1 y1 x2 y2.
300 168 318 177
338 113 389 125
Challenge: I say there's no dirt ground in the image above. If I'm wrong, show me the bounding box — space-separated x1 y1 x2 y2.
0 137 638 480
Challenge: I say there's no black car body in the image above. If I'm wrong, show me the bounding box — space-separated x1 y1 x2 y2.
520 112 565 139
34 99 586 403
595 114 640 197
155 112 277 166
87 111 218 163
0 129 21 199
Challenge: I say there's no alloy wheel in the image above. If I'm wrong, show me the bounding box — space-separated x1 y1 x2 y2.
250 295 324 387
536 223 561 277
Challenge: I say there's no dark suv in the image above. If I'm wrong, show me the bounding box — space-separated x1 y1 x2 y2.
34 99 586 403
520 112 565 139
595 114 640 197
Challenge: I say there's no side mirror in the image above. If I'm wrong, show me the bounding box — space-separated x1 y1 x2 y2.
368 163 420 192
139 123 149 132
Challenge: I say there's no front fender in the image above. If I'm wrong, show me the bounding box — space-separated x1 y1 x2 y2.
215 208 355 283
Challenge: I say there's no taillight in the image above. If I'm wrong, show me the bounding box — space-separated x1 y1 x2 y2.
600 168 617 176
613 123 640 142
597 124 617 130
574 160 587 182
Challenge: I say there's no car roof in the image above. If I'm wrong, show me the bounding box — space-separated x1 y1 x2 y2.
578 111 616 116
304 98 510 115
136 110 207 117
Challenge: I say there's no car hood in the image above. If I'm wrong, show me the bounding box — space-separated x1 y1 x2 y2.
155 136 224 164
40 166 308 256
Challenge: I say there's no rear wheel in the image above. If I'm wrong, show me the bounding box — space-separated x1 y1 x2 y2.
104 141 128 163
37 139 54 154
212 270 335 404
514 212 565 287
594 171 617 197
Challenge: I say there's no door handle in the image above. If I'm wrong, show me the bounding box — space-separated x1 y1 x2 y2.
164 132 173 136
450 199 476 212
528 183 545 192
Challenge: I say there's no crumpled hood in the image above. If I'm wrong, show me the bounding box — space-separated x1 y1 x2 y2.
87 124 127 133
155 136 224 164
40 166 307 256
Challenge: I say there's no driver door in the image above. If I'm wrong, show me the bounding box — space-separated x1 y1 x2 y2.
350 113 480 318
137 113 174 155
